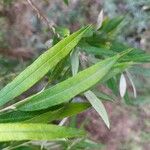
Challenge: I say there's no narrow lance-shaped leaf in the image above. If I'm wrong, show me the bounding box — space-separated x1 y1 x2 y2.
70 49 79 76
119 73 127 98
96 9 104 29
0 104 63 123
0 26 91 107
99 16 124 33
24 103 91 123
0 109 45 123
101 61 135 83
126 70 137 98
17 54 121 111
79 42 116 56
93 90 114 102
0 103 90 123
84 91 110 128
0 123 85 142
122 53 150 62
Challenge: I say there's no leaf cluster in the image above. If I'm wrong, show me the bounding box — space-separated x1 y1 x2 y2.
0 16 149 149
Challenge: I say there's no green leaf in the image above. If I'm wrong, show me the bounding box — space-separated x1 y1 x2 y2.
79 41 116 56
63 0 69 5
99 16 124 33
0 105 62 123
84 91 110 128
70 49 79 76
110 41 143 54
107 77 118 96
24 103 90 123
55 26 70 37
93 90 114 102
12 145 42 150
0 26 91 107
123 91 132 105
0 103 90 123
0 110 44 123
0 123 85 141
102 62 134 83
17 54 120 111
123 53 150 62
110 41 150 62
50 56 69 81
80 40 150 63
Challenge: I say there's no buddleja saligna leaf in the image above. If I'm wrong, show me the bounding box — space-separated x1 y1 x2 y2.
123 53 150 62
0 110 43 123
0 103 90 123
96 10 104 30
101 62 135 83
99 16 124 33
0 105 63 123
0 26 91 107
119 73 127 98
0 123 85 141
84 91 110 128
17 54 121 111
24 103 90 123
70 49 79 76
93 90 114 102
79 42 116 56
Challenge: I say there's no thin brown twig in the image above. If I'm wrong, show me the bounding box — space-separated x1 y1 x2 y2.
26 0 56 35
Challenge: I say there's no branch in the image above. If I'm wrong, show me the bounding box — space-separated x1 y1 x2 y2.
26 0 56 35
